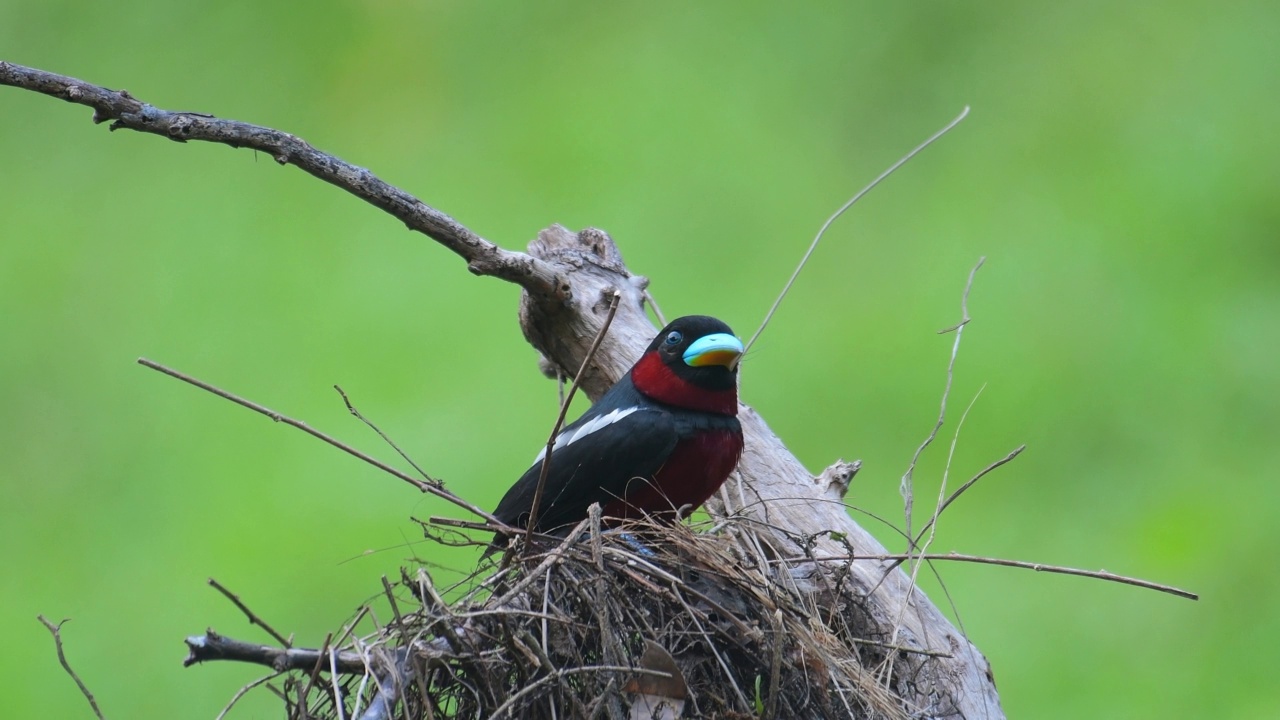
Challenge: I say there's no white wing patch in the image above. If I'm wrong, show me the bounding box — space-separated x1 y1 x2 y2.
531 407 642 465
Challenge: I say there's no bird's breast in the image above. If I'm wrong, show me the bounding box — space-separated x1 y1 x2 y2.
602 427 744 520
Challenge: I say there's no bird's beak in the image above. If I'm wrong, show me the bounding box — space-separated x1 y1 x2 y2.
683 333 744 368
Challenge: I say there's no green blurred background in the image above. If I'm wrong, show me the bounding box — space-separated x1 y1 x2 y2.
3 1 1276 717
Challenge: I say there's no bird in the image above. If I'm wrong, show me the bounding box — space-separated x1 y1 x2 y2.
493 315 745 537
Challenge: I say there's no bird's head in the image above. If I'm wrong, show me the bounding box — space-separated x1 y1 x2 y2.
630 315 743 415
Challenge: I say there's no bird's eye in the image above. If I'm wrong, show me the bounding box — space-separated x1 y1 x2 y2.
665 331 683 346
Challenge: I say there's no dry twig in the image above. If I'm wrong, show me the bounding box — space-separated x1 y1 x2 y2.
336 385 437 484
37 615 107 720
913 444 1026 548
208 577 292 647
527 290 623 535
217 672 281 720
899 257 985 540
136 357 500 526
779 553 1199 601
742 107 971 357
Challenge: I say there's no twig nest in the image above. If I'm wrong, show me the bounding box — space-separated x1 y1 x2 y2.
289 517 925 720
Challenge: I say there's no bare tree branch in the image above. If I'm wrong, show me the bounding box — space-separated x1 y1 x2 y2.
136 357 501 525
915 444 1026 547
184 629 370 673
335 385 438 485
527 290 622 536
0 61 560 297
37 615 108 720
778 553 1199 601
208 578 293 648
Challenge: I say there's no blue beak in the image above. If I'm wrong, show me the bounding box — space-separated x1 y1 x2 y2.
683 333 744 368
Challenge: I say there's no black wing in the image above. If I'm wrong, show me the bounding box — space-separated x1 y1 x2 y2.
493 406 679 533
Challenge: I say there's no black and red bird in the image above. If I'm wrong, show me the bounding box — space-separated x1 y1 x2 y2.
493 315 745 535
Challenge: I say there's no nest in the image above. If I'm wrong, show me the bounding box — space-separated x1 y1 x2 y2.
267 509 921 720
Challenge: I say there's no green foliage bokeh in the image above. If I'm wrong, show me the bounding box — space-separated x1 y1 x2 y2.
2 1 1276 717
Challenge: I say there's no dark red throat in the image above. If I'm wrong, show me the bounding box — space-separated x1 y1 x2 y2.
630 352 737 415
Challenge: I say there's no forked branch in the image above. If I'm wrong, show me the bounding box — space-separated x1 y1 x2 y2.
38 615 108 720
136 357 501 525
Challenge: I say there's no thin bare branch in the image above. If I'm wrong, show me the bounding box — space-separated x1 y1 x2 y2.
487 664 674 720
335 385 437 484
37 616 107 720
765 609 784 720
0 61 560 296
329 648 349 720
899 256 986 539
381 575 405 630
355 651 413 720
643 290 669 327
849 637 953 659
887 383 985 676
914 444 1026 547
938 254 984 335
741 106 971 359
525 290 623 536
208 578 292 648
872 443 1028 587
217 672 282 720
297 634 337 719
136 357 500 525
778 553 1199 601
335 606 372 650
